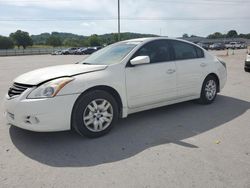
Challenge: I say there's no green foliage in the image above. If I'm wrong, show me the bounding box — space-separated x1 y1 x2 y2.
10 30 33 49
206 30 240 39
206 30 250 39
226 30 238 38
239 33 250 39
63 38 81 47
78 38 89 47
99 33 118 45
30 32 158 47
46 36 62 47
88 34 101 46
207 32 225 39
31 32 85 45
0 36 14 49
31 33 50 45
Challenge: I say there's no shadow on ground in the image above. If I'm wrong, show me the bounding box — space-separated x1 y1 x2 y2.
9 95 250 167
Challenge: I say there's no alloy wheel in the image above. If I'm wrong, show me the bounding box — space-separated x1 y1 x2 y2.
205 80 217 101
83 99 113 132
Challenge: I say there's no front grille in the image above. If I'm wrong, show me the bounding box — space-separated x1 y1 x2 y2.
8 83 33 98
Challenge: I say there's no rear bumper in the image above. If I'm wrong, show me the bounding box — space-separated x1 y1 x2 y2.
217 64 227 92
3 94 79 132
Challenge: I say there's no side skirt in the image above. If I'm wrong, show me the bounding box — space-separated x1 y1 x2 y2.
126 95 199 116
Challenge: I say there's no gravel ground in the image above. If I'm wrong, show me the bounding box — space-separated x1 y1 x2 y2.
0 51 250 188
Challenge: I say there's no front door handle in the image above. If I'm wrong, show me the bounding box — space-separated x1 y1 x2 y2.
200 63 207 67
166 69 176 74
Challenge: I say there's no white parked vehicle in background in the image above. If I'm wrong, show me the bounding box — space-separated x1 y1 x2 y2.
3 37 227 138
245 53 250 72
225 42 246 49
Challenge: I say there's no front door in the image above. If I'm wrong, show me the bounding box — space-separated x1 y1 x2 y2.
125 40 177 108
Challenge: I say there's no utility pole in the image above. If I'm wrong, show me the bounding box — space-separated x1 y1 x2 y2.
118 0 121 41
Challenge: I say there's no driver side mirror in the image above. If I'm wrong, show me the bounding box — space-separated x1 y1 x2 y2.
130 56 150 66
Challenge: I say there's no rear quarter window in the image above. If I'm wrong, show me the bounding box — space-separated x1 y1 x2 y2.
196 47 204 58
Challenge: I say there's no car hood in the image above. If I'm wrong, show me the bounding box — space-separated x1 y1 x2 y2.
14 64 107 85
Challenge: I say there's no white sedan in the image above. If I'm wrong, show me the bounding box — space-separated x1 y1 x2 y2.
3 38 227 137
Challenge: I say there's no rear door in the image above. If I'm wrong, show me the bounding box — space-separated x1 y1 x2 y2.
171 40 207 98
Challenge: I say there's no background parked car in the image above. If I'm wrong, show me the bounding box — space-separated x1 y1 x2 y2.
75 47 87 55
239 43 247 49
209 43 226 50
51 46 103 55
225 42 242 49
245 53 250 72
81 47 101 55
51 50 62 55
197 43 209 50
62 47 79 55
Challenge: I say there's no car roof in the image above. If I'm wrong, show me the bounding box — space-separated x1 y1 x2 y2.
122 37 202 47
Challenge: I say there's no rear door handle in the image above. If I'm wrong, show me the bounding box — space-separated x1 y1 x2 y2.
200 63 207 67
166 69 176 74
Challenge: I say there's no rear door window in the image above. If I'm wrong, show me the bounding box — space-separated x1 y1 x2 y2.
172 40 204 60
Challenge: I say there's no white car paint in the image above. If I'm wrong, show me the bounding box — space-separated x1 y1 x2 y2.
3 37 227 132
14 64 107 85
126 60 177 108
246 53 250 62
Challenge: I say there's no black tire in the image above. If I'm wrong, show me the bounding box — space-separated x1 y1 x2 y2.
198 75 218 105
71 90 119 138
245 68 250 72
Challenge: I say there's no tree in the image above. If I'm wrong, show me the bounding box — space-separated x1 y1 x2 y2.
87 34 101 46
63 38 80 47
207 32 224 39
112 33 119 43
0 36 14 49
226 30 238 38
31 32 50 45
46 36 62 47
239 33 250 39
79 38 89 47
182 33 189 38
10 30 33 49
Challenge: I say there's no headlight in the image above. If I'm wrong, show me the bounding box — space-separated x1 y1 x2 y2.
27 77 74 99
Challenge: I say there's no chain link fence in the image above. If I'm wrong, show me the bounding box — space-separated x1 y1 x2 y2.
0 48 66 56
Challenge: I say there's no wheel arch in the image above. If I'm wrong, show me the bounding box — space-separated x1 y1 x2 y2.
204 73 220 92
73 85 123 118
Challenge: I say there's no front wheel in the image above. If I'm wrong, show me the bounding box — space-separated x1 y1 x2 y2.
198 75 218 104
71 90 118 138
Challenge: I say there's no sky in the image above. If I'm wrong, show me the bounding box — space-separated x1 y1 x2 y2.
0 0 249 37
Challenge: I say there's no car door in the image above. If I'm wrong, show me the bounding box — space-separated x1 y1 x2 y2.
171 40 206 98
125 40 177 108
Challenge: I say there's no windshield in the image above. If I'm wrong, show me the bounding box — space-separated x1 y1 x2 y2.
80 41 141 65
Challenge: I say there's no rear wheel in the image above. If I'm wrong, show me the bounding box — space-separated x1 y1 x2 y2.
198 75 218 104
72 90 118 138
